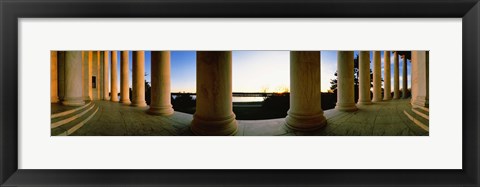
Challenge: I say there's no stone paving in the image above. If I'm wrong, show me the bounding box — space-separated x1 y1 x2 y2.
71 99 428 136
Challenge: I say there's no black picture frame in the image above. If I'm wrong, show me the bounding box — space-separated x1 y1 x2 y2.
1 0 478 186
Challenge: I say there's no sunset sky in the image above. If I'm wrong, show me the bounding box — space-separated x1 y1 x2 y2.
113 51 411 93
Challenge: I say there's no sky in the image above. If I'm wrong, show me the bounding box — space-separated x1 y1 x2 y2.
110 51 411 93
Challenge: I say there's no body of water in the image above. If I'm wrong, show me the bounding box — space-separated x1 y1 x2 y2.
172 95 265 103
232 96 265 102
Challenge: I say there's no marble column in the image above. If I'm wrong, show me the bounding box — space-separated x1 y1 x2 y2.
51 51 59 103
81 51 84 100
103 51 110 100
372 51 382 102
97 51 101 99
393 51 400 99
335 51 357 111
383 51 392 100
110 51 119 102
357 51 371 105
62 51 85 106
149 51 174 115
285 51 326 131
191 51 237 136
402 54 409 98
83 51 93 100
131 51 147 107
89 51 94 100
411 51 429 108
120 51 131 104
58 52 65 101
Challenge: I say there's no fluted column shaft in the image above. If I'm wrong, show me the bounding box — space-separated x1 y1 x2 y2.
357 51 371 105
411 51 429 108
103 51 110 100
58 52 65 101
97 51 101 99
84 51 93 100
372 51 382 102
51 51 59 103
149 51 174 115
131 51 147 107
335 51 357 111
110 51 119 102
120 51 131 104
191 51 237 136
62 51 85 106
393 52 400 99
285 51 326 131
383 51 392 100
402 55 408 98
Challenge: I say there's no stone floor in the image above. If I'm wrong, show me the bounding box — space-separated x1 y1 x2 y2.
71 99 428 136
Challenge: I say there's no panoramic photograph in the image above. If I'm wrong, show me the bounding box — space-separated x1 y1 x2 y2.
50 50 429 136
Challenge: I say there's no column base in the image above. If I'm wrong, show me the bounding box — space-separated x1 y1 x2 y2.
412 96 429 108
110 97 119 102
285 111 327 131
383 97 392 101
131 101 147 107
62 97 85 106
372 98 383 102
148 105 174 116
191 114 238 136
335 102 358 111
402 90 409 99
357 101 372 105
120 99 131 105
103 97 110 101
393 93 400 99
51 97 59 103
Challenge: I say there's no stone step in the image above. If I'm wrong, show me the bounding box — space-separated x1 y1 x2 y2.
415 105 429 113
51 102 96 128
403 109 429 132
51 101 92 119
412 107 429 120
52 105 99 136
394 113 427 136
